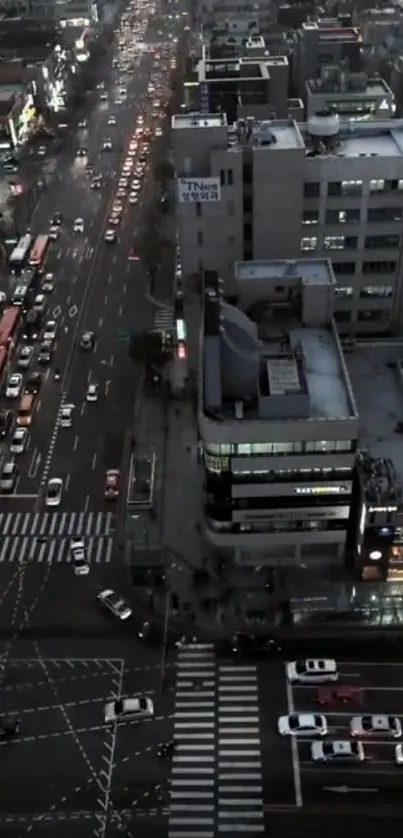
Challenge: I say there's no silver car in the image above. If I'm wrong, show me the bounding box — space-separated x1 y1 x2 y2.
71 539 89 576
97 589 132 621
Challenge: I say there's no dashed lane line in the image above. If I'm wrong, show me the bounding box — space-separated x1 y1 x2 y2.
2 662 171 693
0 808 170 825
0 715 173 746
14 688 169 715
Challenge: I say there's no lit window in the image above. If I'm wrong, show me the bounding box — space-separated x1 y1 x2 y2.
324 236 345 250
301 236 317 251
360 285 393 298
369 179 385 193
334 286 353 298
341 180 362 195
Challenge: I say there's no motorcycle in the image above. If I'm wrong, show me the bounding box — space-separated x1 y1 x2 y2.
54 369 60 381
158 741 175 759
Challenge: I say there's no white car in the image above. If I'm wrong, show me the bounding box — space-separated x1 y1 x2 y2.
102 139 112 150
156 126 163 137
278 713 327 737
311 740 365 764
116 188 127 198
107 116 116 125
33 294 46 313
49 225 59 240
43 320 57 341
129 193 138 204
286 659 339 685
42 273 55 293
104 229 116 242
86 383 99 402
17 345 33 369
60 404 74 428
350 714 402 739
395 743 403 764
97 588 132 621
10 427 28 455
73 218 84 233
45 477 63 507
118 178 129 187
6 373 23 399
131 180 140 191
104 696 154 725
71 539 89 576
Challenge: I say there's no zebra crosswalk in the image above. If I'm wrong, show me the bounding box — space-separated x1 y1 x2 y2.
0 511 115 539
0 536 113 564
169 642 265 837
153 307 174 333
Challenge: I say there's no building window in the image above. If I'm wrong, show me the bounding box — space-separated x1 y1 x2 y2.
227 168 233 186
369 179 385 193
367 207 403 223
197 230 203 246
328 181 341 196
341 180 363 196
332 261 356 275
220 169 225 186
243 194 252 213
304 182 320 197
302 210 319 225
196 201 202 217
324 236 357 250
301 236 317 252
358 309 386 322
326 209 360 224
334 286 353 298
360 285 393 298
334 310 352 322
365 235 400 249
363 260 397 274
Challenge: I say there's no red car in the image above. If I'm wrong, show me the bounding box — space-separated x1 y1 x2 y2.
104 469 120 499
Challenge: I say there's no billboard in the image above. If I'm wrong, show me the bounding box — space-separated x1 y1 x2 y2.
177 177 221 203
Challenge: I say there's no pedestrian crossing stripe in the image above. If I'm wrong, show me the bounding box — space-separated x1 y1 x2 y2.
153 308 174 332
0 511 115 538
0 536 114 564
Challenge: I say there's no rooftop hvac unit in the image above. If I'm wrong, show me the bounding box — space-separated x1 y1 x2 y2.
253 120 277 145
308 110 340 139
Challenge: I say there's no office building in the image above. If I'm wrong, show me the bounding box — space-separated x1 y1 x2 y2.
291 20 363 98
172 112 403 335
200 261 359 570
184 55 289 123
200 0 274 36
305 66 395 121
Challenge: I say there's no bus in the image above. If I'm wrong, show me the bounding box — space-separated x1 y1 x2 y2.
28 235 50 271
9 234 33 273
0 306 20 348
0 346 8 386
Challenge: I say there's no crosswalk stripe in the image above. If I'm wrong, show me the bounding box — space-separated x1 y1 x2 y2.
0 511 114 538
0 536 114 564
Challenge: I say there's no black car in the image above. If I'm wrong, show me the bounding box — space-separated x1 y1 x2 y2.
25 373 42 395
52 212 63 225
76 147 88 157
38 341 53 364
80 331 95 351
23 310 41 341
0 410 12 438
0 716 20 738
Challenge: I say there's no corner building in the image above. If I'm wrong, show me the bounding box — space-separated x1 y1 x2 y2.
200 261 359 568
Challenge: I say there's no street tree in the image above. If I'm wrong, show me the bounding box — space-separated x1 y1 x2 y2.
153 158 174 186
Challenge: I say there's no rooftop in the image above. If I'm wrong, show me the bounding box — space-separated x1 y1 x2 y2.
306 77 392 98
235 259 334 286
202 264 355 425
346 343 403 488
0 84 24 99
172 112 227 129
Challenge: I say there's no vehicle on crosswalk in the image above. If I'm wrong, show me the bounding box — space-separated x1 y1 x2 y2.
60 404 74 428
6 373 23 399
97 588 132 621
350 714 401 739
278 713 327 737
71 539 90 576
104 696 153 725
10 427 28 455
0 461 18 493
311 740 365 764
286 659 338 685
104 469 120 499
45 477 63 507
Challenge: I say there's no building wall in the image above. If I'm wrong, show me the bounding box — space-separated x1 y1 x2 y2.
172 118 403 334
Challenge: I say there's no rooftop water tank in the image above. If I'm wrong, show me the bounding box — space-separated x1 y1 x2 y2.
308 110 340 138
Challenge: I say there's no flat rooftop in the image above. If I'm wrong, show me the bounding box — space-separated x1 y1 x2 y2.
172 112 227 129
307 78 391 98
253 119 305 150
0 85 23 98
235 259 335 286
300 118 403 157
345 343 403 487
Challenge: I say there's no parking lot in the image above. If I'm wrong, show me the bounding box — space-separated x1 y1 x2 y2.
0 655 173 834
263 660 403 811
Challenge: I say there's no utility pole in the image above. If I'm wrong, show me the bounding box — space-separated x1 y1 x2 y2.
159 587 171 692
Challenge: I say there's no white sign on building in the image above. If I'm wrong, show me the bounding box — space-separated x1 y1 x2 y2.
177 177 221 203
